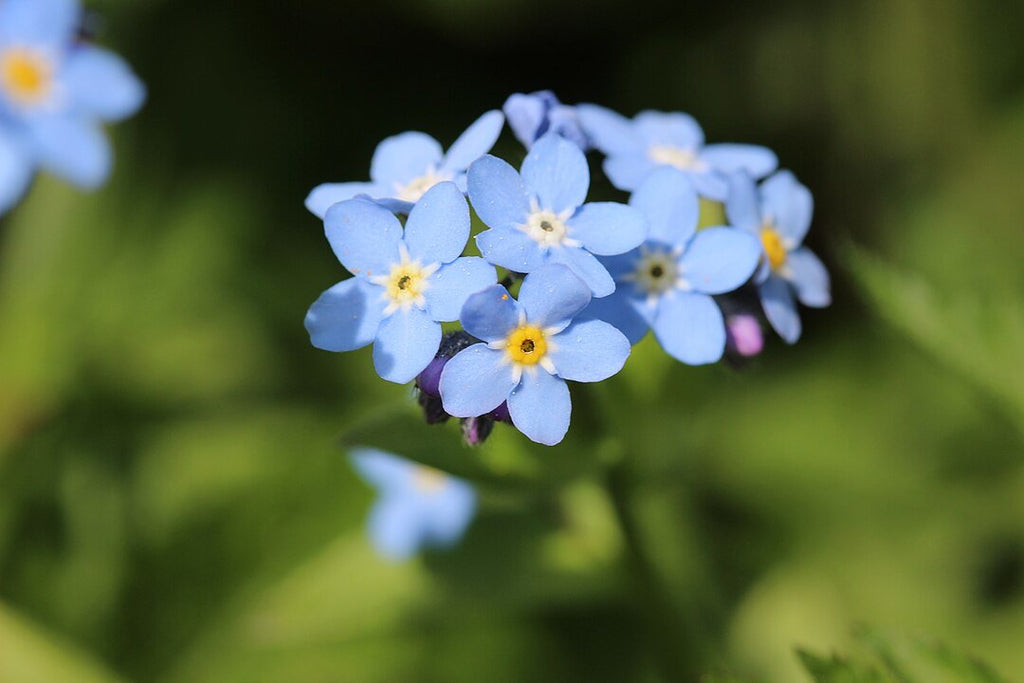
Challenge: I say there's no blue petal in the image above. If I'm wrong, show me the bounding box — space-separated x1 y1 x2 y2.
475 226 545 273
441 110 504 173
547 105 590 151
579 288 650 345
0 0 79 47
0 126 33 215
602 154 656 192
467 154 530 230
759 170 812 246
424 257 497 322
508 369 571 446
324 197 403 277
504 92 548 148
576 104 641 156
305 277 384 352
724 172 762 234
786 247 831 308
517 263 592 330
370 132 443 186
459 284 522 342
521 133 589 214
634 110 704 148
305 182 380 219
701 144 777 179
29 115 110 189
423 481 477 548
549 319 630 382
368 495 424 560
439 344 518 417
759 275 801 343
629 167 699 246
403 181 469 264
679 227 761 294
567 202 647 256
688 171 730 201
652 292 726 365
349 448 414 490
373 307 442 384
549 246 615 298
63 46 145 122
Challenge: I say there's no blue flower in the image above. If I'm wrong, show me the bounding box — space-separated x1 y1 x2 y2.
725 170 830 344
575 104 776 200
305 181 497 383
439 264 630 446
349 448 477 561
0 0 145 214
581 168 762 364
305 110 504 219
468 133 647 298
503 90 588 151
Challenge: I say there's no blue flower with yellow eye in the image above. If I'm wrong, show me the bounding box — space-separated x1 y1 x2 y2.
305 181 497 384
503 90 588 151
439 264 630 446
582 168 762 365
350 448 477 561
0 0 145 214
576 104 776 200
305 110 504 219
468 133 647 298
725 170 830 344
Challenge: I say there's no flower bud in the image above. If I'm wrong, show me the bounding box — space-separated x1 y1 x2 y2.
461 416 495 446
725 314 764 357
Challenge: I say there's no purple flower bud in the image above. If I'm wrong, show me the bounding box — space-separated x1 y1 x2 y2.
417 355 446 397
726 314 764 357
489 401 510 423
461 416 495 446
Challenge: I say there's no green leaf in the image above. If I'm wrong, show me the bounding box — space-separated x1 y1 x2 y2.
796 649 889 683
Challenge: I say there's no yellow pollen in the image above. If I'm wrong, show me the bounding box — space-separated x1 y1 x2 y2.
760 227 787 271
505 325 547 365
386 263 426 304
413 466 447 493
1 48 51 105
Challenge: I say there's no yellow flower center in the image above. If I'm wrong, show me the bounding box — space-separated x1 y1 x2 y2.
0 48 52 106
760 226 787 271
505 325 548 366
647 144 706 171
413 466 447 493
369 245 439 316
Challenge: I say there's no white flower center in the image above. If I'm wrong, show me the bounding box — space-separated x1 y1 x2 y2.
519 205 579 249
369 245 440 316
647 144 707 172
393 167 452 203
622 245 684 301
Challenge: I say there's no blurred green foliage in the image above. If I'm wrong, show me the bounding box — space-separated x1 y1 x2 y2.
1 0 1022 681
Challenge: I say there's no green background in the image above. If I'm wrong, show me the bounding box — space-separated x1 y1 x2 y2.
0 0 1022 680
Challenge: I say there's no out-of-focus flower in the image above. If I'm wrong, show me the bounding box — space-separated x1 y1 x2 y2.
439 264 630 445
725 313 764 357
350 448 476 561
582 168 761 364
304 182 497 383
503 90 588 151
305 110 504 218
468 133 647 297
725 170 830 343
576 104 775 200
0 0 145 214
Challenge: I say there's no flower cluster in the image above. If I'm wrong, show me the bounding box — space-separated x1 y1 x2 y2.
306 92 830 445
0 0 144 216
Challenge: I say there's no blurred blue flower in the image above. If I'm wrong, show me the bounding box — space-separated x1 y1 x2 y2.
582 168 761 364
468 133 647 297
305 181 497 383
0 0 145 214
725 170 830 343
503 90 588 151
305 110 504 219
576 104 776 200
439 264 630 445
350 448 477 561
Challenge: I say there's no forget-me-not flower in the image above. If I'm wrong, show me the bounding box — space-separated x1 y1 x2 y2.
439 264 630 446
0 0 145 214
305 110 504 219
725 170 830 343
582 168 761 364
503 90 588 151
305 181 497 383
575 104 776 200
468 133 647 298
350 448 476 561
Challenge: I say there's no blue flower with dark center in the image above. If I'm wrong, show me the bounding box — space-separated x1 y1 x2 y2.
582 168 762 364
576 104 776 200
468 133 648 298
350 448 476 561
725 170 830 343
439 264 630 446
503 90 588 151
305 110 504 219
305 181 497 383
0 0 145 214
